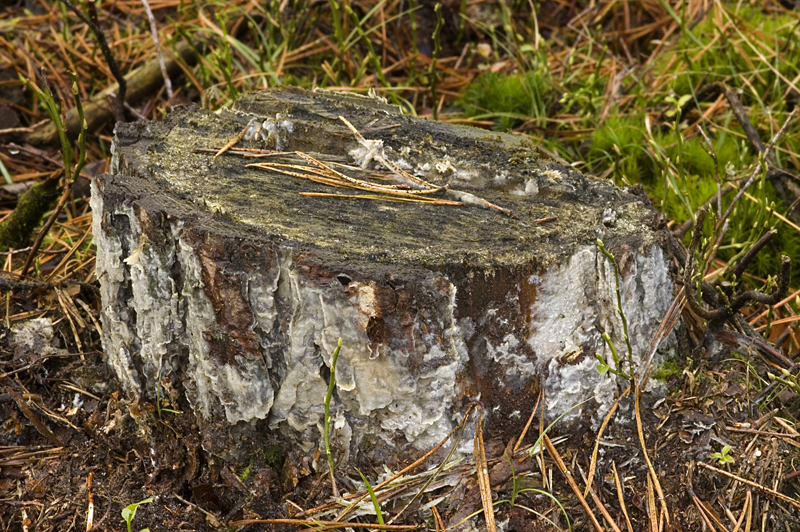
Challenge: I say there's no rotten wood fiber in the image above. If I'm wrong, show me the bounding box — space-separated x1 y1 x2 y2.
92 87 673 467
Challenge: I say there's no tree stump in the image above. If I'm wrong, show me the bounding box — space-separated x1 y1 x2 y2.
91 87 674 465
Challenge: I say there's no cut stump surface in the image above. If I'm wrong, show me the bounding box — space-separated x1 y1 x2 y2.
92 87 674 464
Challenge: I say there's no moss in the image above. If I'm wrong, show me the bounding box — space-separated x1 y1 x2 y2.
587 109 800 286
233 441 284 483
589 116 649 183
238 457 253 481
262 442 285 471
463 3 800 297
658 5 800 104
458 69 552 132
0 175 61 252
652 357 681 381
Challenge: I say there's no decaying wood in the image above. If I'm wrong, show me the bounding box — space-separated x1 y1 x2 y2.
91 87 675 466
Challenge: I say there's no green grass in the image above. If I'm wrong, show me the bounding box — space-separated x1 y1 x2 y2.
355 467 385 525
323 337 343 495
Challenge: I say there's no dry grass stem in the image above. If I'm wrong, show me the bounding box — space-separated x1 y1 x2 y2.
473 415 496 532
584 386 628 498
636 288 686 388
612 461 634 532
512 391 541 453
698 461 800 511
330 404 477 521
212 121 253 161
691 493 720 531
576 462 623 532
646 474 658 532
730 491 752 532
635 390 670 525
542 434 605 532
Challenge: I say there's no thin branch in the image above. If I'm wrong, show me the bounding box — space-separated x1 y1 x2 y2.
21 187 72 277
728 255 791 311
684 207 723 320
674 90 796 238
57 0 126 124
141 0 173 105
731 230 776 280
697 126 721 218
717 108 796 231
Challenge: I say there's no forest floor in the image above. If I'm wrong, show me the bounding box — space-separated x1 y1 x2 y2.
3 1 800 531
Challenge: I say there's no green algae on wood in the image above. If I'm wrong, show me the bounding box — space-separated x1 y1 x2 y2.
0 174 60 252
110 87 662 272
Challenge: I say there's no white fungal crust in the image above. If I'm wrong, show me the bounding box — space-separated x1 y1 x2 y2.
349 139 385 169
177 238 275 424
93 177 471 452
528 245 674 426
98 90 677 462
90 178 141 396
11 318 58 359
241 113 295 150
94 166 674 453
266 258 468 452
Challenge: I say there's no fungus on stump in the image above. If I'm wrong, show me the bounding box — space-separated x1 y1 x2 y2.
91 87 673 464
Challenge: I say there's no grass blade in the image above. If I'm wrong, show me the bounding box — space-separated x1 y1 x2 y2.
355 468 384 525
324 337 343 498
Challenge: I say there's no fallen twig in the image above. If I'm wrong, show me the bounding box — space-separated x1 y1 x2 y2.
698 461 800 511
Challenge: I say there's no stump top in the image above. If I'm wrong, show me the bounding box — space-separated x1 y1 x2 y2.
110 87 660 272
